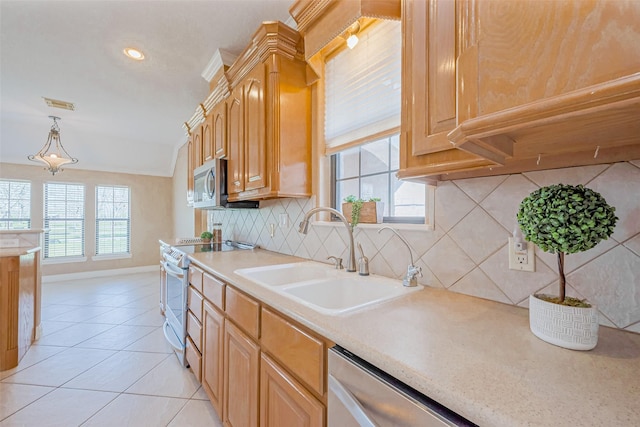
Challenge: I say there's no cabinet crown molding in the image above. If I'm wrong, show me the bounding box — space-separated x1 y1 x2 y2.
226 21 303 88
289 0 400 59
201 49 237 84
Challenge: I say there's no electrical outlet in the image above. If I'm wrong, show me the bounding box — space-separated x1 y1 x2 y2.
508 237 535 272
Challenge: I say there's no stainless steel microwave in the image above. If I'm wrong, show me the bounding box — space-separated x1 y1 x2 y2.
193 159 258 209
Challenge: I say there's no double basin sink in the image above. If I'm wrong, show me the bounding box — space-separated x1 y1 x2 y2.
235 261 422 315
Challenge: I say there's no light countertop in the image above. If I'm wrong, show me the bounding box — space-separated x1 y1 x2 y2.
0 229 44 234
0 245 41 257
189 248 640 427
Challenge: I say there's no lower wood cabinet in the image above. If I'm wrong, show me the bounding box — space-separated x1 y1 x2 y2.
0 252 38 371
224 319 260 427
260 353 324 427
188 263 328 427
202 300 225 418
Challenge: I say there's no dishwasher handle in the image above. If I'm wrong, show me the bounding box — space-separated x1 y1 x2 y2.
329 374 379 427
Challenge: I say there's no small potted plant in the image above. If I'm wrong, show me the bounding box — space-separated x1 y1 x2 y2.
342 195 384 227
517 184 617 350
200 231 213 243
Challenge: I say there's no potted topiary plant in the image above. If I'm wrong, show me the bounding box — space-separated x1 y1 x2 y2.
200 231 213 243
517 183 617 350
341 195 384 228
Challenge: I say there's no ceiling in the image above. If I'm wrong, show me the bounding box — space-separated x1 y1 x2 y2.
0 0 293 177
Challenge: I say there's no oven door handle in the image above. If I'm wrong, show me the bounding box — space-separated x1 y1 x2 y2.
163 320 185 351
328 374 379 427
163 261 185 279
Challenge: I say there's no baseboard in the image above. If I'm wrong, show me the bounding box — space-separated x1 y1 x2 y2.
42 265 157 283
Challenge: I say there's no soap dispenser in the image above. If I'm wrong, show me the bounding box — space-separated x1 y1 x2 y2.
357 243 369 276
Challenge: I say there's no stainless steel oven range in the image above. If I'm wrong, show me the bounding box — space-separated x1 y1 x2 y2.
160 240 252 366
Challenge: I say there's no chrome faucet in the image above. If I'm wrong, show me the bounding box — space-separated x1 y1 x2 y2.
378 226 423 287
299 207 357 272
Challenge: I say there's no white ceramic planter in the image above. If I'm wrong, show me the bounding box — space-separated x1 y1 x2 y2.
529 294 599 350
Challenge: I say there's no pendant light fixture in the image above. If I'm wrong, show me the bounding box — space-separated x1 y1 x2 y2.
28 116 78 175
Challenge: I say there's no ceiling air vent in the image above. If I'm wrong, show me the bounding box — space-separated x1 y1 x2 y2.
43 97 75 111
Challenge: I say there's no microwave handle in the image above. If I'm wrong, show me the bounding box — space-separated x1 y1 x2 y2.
204 168 211 199
205 168 215 199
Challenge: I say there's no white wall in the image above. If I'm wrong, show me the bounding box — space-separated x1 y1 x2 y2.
172 142 194 238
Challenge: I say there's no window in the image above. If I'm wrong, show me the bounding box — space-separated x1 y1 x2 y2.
96 185 130 255
0 180 31 230
333 135 426 222
44 183 85 258
326 19 426 223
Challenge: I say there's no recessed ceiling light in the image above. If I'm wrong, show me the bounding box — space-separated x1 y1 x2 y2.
123 47 145 60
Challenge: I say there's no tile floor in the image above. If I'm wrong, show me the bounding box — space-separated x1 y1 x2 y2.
0 271 222 426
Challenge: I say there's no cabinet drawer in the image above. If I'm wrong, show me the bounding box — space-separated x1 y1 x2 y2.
186 336 202 383
189 264 204 293
203 273 225 311
187 286 203 322
261 307 325 395
225 286 260 340
187 310 202 351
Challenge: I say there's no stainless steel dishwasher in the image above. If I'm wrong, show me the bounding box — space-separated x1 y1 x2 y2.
328 346 477 427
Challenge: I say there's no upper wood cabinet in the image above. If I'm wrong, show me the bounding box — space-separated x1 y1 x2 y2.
228 63 267 195
401 0 640 181
228 87 244 195
201 101 227 163
212 101 227 159
202 113 214 163
192 122 203 169
186 137 194 195
399 0 494 181
225 22 312 201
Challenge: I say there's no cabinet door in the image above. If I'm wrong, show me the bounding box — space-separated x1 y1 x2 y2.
224 319 259 427
407 0 456 156
227 88 244 194
202 301 225 419
243 63 267 192
213 102 227 159
399 0 493 179
187 138 194 195
192 124 203 169
260 354 324 427
202 114 214 162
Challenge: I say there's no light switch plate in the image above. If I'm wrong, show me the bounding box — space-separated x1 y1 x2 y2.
508 237 535 272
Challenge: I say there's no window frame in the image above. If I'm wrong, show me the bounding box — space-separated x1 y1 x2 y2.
95 185 131 257
43 182 86 261
0 179 31 230
330 135 426 225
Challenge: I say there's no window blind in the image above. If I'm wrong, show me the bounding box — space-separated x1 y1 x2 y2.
0 179 31 230
324 19 402 153
96 185 131 255
44 183 85 258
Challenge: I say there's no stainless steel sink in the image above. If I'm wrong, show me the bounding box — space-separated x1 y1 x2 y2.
235 261 422 315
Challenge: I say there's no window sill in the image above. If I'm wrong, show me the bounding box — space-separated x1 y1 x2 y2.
310 221 434 232
91 253 132 261
43 256 87 265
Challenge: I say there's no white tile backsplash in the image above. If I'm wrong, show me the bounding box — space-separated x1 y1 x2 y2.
210 160 640 333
